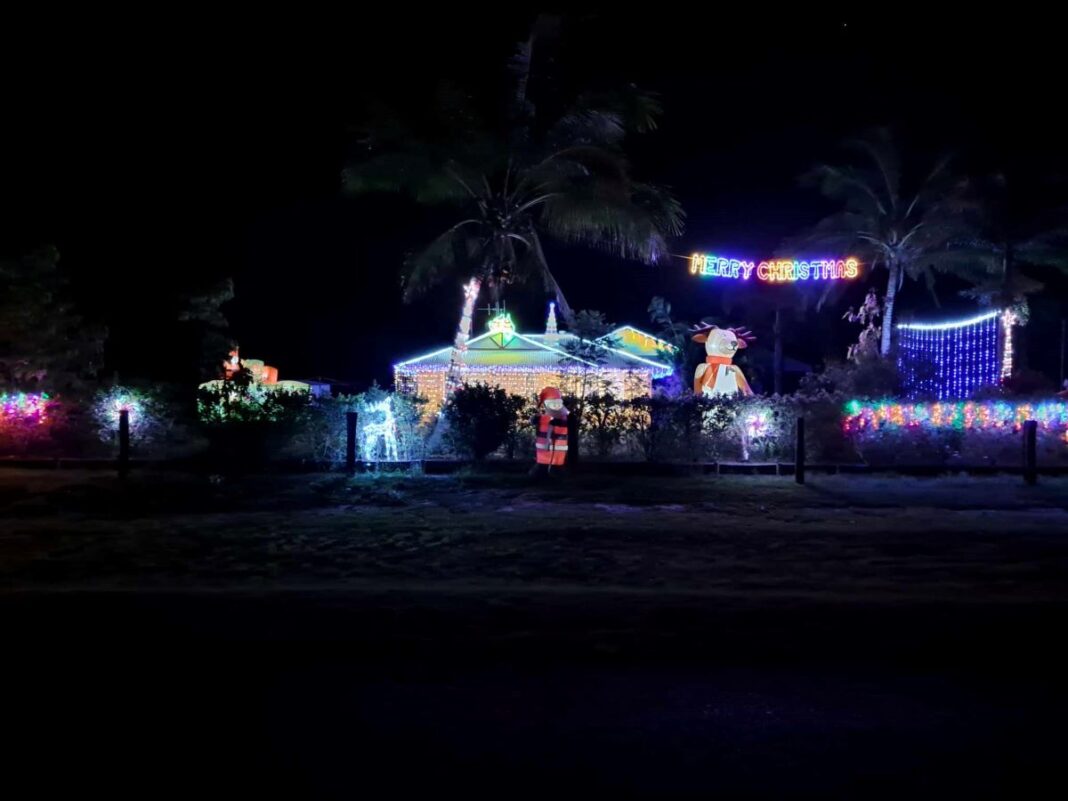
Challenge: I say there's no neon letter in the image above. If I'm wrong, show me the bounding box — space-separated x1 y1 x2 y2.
742 261 755 280
757 261 769 281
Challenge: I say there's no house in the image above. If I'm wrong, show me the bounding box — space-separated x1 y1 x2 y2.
393 306 675 416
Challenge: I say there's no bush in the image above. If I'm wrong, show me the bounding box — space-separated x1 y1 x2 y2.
442 383 526 460
0 392 61 455
581 392 628 459
196 375 311 465
624 393 677 462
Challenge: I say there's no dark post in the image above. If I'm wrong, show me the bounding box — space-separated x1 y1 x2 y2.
118 408 130 478
345 411 358 473
1023 419 1038 485
794 416 805 485
567 411 580 470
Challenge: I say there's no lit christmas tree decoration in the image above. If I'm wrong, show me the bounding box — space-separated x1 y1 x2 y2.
544 302 558 346
897 311 1003 399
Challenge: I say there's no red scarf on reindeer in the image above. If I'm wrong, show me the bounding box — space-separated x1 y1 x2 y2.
695 355 752 395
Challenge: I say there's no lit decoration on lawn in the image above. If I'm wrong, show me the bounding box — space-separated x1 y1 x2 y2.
690 322 755 397
360 397 399 461
689 253 859 283
94 388 145 431
842 399 1068 434
0 392 51 425
744 410 771 439
897 311 1003 399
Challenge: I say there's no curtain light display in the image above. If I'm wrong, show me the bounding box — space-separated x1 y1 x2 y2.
843 399 1068 436
0 392 51 425
896 311 1005 400
689 253 859 283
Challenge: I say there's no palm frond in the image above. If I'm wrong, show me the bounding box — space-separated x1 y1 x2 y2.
845 128 901 212
401 222 483 301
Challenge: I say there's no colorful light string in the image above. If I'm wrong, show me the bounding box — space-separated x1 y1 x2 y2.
843 399 1068 436
0 392 51 425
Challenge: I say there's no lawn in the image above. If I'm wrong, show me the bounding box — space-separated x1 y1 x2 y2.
4 469 1068 798
2 469 1068 601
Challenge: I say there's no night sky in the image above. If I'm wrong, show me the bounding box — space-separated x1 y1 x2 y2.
4 11 1066 388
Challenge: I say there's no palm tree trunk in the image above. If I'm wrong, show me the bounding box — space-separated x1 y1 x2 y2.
773 306 783 395
445 277 482 392
880 261 901 357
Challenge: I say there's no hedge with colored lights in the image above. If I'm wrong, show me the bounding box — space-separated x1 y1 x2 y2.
841 399 1068 466
0 392 59 453
843 400 1068 434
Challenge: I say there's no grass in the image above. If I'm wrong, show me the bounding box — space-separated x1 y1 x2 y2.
2 468 1067 601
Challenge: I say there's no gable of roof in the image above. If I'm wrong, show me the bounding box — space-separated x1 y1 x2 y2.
599 326 677 359
396 328 673 377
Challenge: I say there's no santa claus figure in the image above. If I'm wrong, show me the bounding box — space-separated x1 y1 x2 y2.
533 386 569 473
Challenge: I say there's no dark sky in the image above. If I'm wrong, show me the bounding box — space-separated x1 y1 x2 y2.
3 10 1066 388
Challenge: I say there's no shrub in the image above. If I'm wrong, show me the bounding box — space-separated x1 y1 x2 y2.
581 392 628 459
0 392 61 455
442 383 526 460
624 393 677 462
502 394 538 460
196 374 311 465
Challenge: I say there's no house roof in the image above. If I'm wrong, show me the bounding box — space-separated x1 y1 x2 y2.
395 328 674 378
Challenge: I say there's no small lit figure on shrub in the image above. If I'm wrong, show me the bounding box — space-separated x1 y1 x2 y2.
532 386 569 474
691 323 756 397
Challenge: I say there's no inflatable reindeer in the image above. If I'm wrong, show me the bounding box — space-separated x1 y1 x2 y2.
691 323 756 397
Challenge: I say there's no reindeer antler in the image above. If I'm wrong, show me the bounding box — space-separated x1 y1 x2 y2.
728 327 756 345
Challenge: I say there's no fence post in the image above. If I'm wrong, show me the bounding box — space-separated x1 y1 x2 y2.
118 408 130 478
567 411 580 470
346 411 358 473
794 416 805 485
1023 419 1037 485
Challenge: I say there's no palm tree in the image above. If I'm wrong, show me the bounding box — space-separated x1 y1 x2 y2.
793 128 980 356
344 19 683 378
942 174 1068 314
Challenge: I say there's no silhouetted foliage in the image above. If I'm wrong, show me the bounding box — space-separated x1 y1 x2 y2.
442 383 526 460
